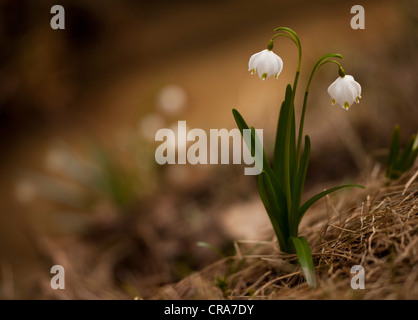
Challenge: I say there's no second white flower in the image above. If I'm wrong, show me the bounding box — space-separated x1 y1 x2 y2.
327 75 362 110
248 49 283 80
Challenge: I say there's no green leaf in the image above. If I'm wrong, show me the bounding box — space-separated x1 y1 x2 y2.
233 108 291 252
264 165 289 232
290 236 316 288
386 124 400 178
289 103 296 185
232 108 286 205
397 134 418 172
404 146 418 172
298 184 365 225
232 108 248 134
272 84 293 216
258 172 288 252
273 101 286 182
290 135 310 237
232 108 270 173
283 86 294 220
273 85 293 184
248 126 264 174
196 242 225 258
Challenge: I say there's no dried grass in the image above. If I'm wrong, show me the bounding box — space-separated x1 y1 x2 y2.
153 165 418 300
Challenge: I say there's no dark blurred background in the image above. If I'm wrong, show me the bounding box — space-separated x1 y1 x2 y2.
0 0 417 299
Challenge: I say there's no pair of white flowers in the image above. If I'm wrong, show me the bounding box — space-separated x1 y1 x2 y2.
248 49 361 110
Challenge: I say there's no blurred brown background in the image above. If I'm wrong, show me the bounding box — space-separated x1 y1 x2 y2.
0 0 417 298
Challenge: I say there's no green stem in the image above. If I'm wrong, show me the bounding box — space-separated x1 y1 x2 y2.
271 27 302 217
295 55 343 169
272 27 302 98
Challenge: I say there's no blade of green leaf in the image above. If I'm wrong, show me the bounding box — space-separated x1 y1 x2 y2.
273 101 287 184
404 147 418 172
196 242 225 258
233 108 286 202
271 84 293 217
386 124 400 178
233 108 289 250
264 165 288 228
290 135 310 237
283 85 294 220
298 184 365 225
290 236 316 288
273 85 293 183
247 126 264 175
232 108 248 134
258 172 288 251
232 108 289 241
397 134 417 171
289 101 296 185
232 108 270 173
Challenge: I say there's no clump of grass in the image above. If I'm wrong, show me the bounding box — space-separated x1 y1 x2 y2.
386 124 418 181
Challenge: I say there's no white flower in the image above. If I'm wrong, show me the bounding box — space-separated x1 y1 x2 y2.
248 49 283 80
157 84 187 116
327 75 362 110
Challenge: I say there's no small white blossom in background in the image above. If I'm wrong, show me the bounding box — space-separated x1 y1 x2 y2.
45 149 69 173
44 146 98 186
248 49 283 80
168 122 189 153
327 75 362 110
14 180 37 203
157 84 187 116
165 165 190 186
138 113 166 142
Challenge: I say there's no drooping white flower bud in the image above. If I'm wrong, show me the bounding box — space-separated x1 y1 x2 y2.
248 49 283 80
327 75 362 110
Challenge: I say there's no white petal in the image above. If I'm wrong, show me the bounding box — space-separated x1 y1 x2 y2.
248 50 265 72
344 75 362 97
351 79 362 97
248 49 283 80
273 54 283 77
327 76 362 110
340 80 356 102
327 77 339 97
258 51 282 79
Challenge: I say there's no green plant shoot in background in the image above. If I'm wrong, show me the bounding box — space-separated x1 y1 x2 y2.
386 124 418 181
233 27 365 288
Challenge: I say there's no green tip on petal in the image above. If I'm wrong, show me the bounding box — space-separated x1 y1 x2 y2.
355 97 359 103
344 102 349 110
332 99 336 105
261 73 267 80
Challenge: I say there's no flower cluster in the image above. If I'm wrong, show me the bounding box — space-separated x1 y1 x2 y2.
236 27 365 288
248 47 362 110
